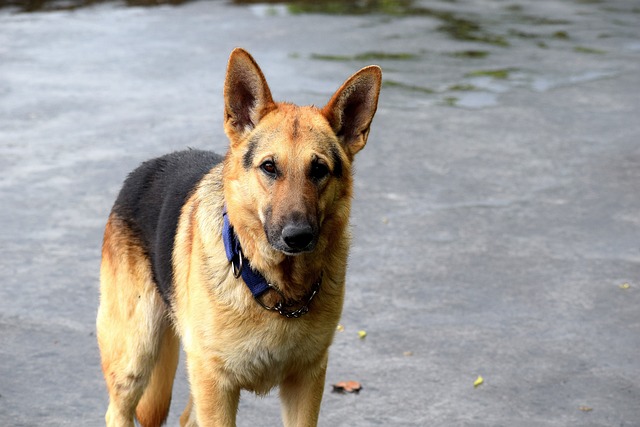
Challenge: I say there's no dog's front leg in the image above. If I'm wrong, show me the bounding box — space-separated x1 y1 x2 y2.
186 353 240 427
179 395 197 427
279 353 328 427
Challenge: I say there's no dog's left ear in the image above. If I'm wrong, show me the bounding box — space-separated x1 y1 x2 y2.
322 65 382 158
224 48 276 145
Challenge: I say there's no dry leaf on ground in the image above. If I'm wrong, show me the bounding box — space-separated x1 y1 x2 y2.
332 381 362 394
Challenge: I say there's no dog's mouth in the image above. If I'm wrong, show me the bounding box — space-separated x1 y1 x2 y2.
271 238 318 256
280 246 315 256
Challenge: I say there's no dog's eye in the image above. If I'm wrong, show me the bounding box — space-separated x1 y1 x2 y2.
310 162 330 181
260 160 277 177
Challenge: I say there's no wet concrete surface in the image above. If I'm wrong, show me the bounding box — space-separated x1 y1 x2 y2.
1 0 640 425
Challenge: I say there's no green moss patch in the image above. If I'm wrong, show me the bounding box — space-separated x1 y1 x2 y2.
383 80 435 94
464 68 517 79
449 50 490 59
574 46 606 54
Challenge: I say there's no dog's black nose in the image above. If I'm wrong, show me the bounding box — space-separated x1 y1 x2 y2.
281 223 315 252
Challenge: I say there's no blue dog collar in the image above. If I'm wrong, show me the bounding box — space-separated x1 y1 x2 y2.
222 206 271 298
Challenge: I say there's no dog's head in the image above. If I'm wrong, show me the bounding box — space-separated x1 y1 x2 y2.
222 48 381 259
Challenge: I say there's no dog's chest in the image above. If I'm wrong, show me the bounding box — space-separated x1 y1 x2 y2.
221 320 326 392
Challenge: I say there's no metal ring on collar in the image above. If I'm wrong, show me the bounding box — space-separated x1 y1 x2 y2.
232 249 243 278
253 275 322 319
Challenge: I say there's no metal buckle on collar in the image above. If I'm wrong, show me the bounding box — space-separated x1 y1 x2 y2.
254 275 322 319
232 249 243 278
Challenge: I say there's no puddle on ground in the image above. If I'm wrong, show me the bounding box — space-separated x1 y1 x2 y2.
530 70 618 92
626 42 640 52
244 0 511 46
234 0 632 109
381 66 620 109
450 91 499 109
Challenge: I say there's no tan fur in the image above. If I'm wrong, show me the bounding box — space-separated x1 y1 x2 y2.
97 48 381 427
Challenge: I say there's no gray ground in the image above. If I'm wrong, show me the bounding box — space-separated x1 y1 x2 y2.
1 0 639 426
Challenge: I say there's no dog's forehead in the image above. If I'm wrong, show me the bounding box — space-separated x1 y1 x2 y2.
255 105 337 153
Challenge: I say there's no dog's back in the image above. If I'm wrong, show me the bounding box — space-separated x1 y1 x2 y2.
112 149 223 302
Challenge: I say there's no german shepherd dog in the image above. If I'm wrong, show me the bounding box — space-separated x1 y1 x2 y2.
97 48 381 427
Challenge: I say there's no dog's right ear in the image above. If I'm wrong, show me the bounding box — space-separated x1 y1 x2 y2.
223 48 276 145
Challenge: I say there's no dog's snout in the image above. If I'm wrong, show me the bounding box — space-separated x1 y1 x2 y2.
264 209 318 254
281 223 315 252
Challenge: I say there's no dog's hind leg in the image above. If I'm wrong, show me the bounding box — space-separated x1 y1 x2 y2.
136 325 180 427
97 215 175 427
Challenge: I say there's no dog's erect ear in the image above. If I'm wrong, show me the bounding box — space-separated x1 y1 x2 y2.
322 65 382 158
224 48 276 144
